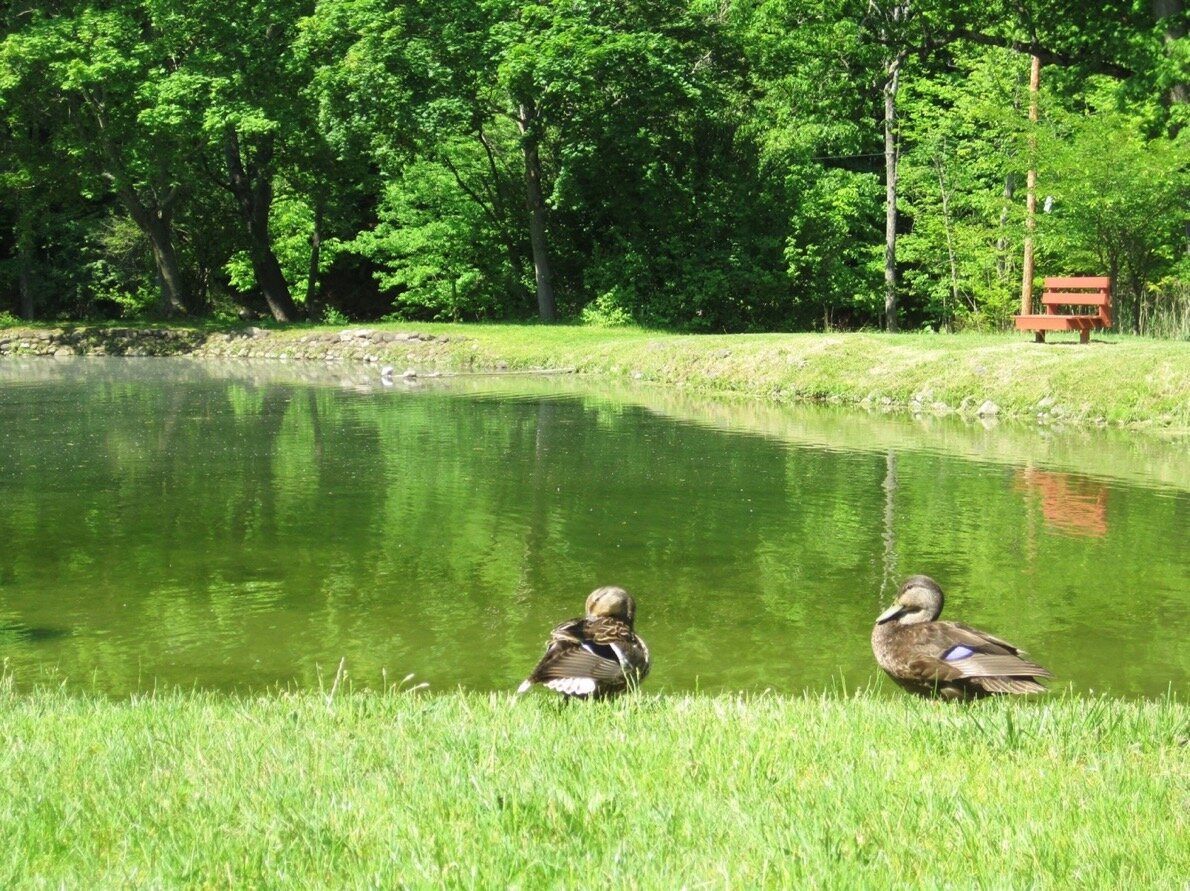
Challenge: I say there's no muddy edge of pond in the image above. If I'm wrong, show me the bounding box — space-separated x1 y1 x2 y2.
1 325 1185 432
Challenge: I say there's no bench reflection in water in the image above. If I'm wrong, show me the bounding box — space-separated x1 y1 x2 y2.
1014 467 1109 538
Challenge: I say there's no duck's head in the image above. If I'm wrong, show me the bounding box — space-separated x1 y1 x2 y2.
585 585 636 625
875 575 944 625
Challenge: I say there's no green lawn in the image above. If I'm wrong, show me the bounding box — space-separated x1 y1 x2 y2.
436 326 1190 429
1 684 1185 888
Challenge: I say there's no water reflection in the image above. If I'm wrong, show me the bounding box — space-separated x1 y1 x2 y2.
0 358 1186 699
1014 468 1109 538
0 621 71 643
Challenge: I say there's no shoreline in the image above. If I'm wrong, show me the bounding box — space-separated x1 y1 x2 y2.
2 323 1187 431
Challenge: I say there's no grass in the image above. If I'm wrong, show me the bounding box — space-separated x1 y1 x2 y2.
4 322 1188 429
1 679 1185 888
438 327 1190 428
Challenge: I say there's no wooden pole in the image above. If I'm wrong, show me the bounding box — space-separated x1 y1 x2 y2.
1021 54 1040 315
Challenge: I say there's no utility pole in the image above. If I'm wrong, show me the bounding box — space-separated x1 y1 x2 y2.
1020 54 1041 315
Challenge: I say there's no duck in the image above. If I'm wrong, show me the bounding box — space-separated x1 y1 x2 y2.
872 575 1052 700
516 586 651 699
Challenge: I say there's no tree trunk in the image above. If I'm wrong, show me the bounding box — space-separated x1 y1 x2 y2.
15 213 36 320
883 51 907 332
224 127 299 323
305 203 322 321
516 100 557 323
996 174 1016 280
1021 54 1041 316
934 154 960 324
1153 0 1188 108
147 225 188 316
116 184 189 316
1152 0 1189 253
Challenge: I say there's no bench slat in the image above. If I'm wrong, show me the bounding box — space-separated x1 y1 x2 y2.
1044 276 1111 289
1014 315 1100 331
1040 291 1110 307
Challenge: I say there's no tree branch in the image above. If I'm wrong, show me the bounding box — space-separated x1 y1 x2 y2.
948 29 1134 79
439 152 500 226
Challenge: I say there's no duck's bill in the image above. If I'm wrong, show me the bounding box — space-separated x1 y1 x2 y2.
875 604 904 624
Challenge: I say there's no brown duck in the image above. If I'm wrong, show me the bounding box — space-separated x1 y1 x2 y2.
517 586 651 699
872 575 1052 700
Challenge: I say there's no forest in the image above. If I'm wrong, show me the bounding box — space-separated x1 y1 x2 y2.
1 1 1187 335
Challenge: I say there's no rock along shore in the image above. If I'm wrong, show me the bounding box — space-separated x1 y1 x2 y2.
0 326 469 367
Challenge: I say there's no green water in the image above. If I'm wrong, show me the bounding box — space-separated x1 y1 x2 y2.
0 358 1186 698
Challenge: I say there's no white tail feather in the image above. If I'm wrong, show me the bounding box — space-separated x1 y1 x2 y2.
544 676 598 696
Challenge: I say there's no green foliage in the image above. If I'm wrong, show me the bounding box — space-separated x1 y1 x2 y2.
225 192 327 309
898 47 1030 330
0 0 1185 332
1037 101 1190 331
579 291 636 327
320 305 349 325
782 166 884 329
81 214 161 317
894 44 1190 334
356 157 514 321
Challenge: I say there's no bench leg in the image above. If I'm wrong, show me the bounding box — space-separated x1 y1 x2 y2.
1034 331 1046 344
1079 329 1090 344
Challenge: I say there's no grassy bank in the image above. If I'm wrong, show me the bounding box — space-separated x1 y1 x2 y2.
451 327 1190 429
3 323 1189 429
1 684 1185 888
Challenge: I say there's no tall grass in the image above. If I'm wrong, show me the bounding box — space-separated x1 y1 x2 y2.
1 680 1184 888
1139 278 1190 341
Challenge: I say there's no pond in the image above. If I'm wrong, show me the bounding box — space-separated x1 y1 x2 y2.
0 357 1186 699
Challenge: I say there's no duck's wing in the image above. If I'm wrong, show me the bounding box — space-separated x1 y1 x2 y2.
542 616 587 649
516 616 583 694
908 621 1052 682
522 618 646 695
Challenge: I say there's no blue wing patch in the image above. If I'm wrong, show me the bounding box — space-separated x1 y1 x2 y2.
942 644 975 662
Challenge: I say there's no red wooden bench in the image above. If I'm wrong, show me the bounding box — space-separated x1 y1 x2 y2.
1014 276 1112 343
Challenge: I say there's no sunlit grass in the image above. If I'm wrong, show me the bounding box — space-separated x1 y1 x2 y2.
429 328 1190 428
1 679 1184 888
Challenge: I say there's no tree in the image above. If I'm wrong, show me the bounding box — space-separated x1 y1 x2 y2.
1 0 1185 331
867 1 913 332
0 4 196 315
898 44 1035 329
157 0 315 322
300 0 535 319
305 0 784 328
1039 107 1189 332
494 0 784 329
